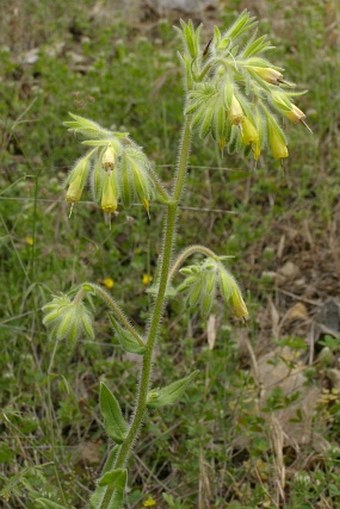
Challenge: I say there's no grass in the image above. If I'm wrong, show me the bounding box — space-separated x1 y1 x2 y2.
0 0 339 508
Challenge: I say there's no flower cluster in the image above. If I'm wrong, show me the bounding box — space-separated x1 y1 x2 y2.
64 114 155 216
42 293 94 342
177 258 248 320
179 11 310 162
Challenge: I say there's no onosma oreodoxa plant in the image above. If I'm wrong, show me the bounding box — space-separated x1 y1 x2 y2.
40 11 310 509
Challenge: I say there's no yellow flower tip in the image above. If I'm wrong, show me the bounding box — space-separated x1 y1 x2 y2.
143 495 156 507
231 290 249 320
25 236 34 246
102 144 116 171
229 95 244 125
66 175 84 203
252 66 283 84
142 273 153 286
103 277 114 289
143 198 150 217
286 105 306 123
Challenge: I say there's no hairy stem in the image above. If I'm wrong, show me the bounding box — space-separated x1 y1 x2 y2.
99 116 192 509
168 244 219 283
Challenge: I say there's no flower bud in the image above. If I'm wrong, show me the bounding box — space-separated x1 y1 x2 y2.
102 144 116 171
229 94 244 125
101 172 118 213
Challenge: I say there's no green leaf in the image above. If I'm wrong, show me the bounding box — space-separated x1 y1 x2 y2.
98 468 127 489
147 370 199 408
109 315 145 355
100 383 128 443
36 499 73 509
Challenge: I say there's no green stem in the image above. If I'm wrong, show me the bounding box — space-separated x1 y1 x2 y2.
99 116 192 509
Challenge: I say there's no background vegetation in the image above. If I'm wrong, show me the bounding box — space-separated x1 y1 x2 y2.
0 1 339 508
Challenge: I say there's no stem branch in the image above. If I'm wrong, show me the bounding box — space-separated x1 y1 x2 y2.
82 283 144 346
168 244 219 283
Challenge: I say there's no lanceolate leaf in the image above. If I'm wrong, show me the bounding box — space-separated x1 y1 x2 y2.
109 314 145 355
99 383 128 443
98 468 127 489
147 370 199 408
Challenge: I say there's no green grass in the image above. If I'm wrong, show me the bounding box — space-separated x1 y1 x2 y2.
1 1 339 508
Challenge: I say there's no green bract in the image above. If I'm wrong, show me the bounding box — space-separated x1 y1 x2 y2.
42 294 94 342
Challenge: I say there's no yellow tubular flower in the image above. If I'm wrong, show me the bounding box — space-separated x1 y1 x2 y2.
229 94 244 125
268 129 288 159
252 66 283 84
66 174 84 203
241 117 261 160
102 144 115 171
241 117 258 145
231 289 249 319
101 173 118 213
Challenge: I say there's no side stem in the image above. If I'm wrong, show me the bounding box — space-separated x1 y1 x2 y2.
100 116 191 508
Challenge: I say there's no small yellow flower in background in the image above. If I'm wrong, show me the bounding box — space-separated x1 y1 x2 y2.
103 277 115 289
25 236 34 246
142 273 153 286
143 495 156 507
